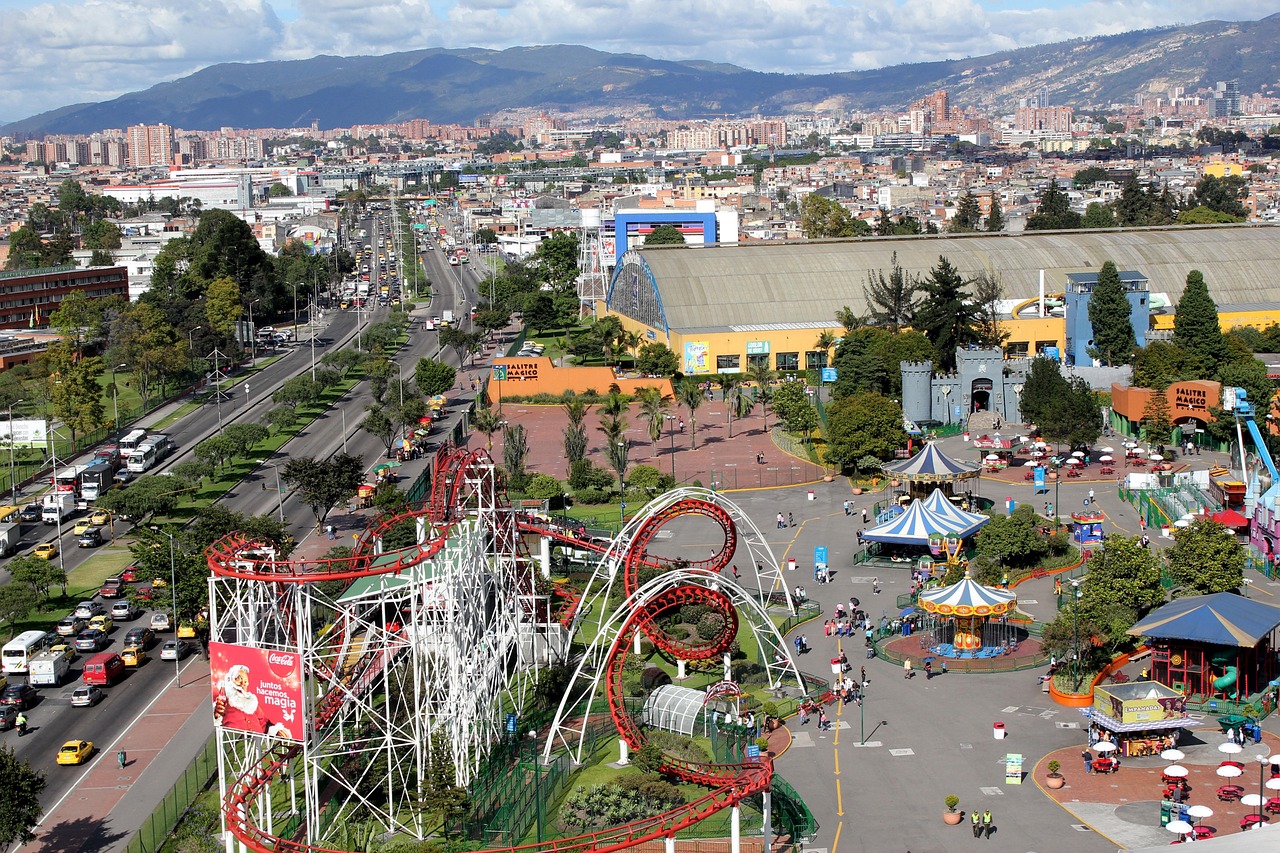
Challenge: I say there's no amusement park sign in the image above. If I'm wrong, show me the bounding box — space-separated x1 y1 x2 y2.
210 642 304 742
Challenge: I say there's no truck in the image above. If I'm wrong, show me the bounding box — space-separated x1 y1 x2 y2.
0 523 19 557
442 309 454 326
27 651 70 687
99 577 126 599
42 494 74 524
79 460 115 502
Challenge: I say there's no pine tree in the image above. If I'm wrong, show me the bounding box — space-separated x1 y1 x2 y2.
1172 269 1226 374
913 255 976 372
1141 385 1173 444
985 196 1005 232
949 192 982 233
1087 261 1136 366
1018 357 1070 429
862 251 919 331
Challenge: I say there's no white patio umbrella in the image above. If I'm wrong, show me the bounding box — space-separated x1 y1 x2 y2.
1268 755 1280 763
1241 793 1265 807
1035 441 1048 449
1064 457 1082 466
1094 741 1118 753
1024 459 1041 467
985 454 1001 462
1165 820 1193 835
1186 805 1214 820
1216 764 1244 778
1098 454 1114 462
1165 765 1190 777
1219 742 1244 755
1150 452 1164 461
1265 777 1280 791
1174 519 1191 528
1100 446 1115 453
1072 450 1085 457
1161 749 1186 762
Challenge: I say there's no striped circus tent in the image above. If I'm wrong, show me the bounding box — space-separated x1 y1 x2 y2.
919 574 1018 617
920 489 991 538
862 498 986 546
882 442 980 483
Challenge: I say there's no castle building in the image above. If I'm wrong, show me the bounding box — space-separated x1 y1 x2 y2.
901 348 1029 429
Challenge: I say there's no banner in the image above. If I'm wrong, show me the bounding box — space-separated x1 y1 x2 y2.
683 341 711 374
1005 753 1023 784
210 642 304 741
1033 466 1047 494
0 419 48 449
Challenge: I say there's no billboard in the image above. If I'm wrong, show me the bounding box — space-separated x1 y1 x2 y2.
684 341 711 374
0 419 48 449
210 642 304 741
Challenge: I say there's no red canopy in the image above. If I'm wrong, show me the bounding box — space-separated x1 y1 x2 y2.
1212 509 1250 528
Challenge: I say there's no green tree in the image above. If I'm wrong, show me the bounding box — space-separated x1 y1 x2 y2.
913 256 975 372
644 224 686 245
800 194 862 238
1041 376 1102 450
272 375 324 408
522 292 559 334
824 393 907 472
282 453 365 528
5 227 44 270
636 387 671 449
985 195 1005 232
973 506 1048 568
863 252 919 331
267 182 291 197
360 405 397 457
0 585 38 638
948 192 982 233
1072 166 1110 188
746 362 775 430
1025 182 1082 230
413 358 456 397
205 276 243 348
1172 270 1226 374
99 473 192 519
675 376 704 449
8 556 64 600
1087 261 1136 366
1188 174 1247 218
1018 357 1069 430
1081 202 1116 229
0 745 46 845
969 269 1009 351
1166 518 1245 595
1140 385 1172 443
266 404 299 434
503 423 530 489
472 406 502 453
636 343 679 376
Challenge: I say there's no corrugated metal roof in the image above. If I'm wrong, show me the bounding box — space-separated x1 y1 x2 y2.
636 225 1280 332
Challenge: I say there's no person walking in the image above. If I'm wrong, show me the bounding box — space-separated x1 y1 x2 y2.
861 507 868 524
971 809 982 838
872 577 881 595
982 809 994 839
1082 748 1093 774
1088 488 1095 505
843 500 850 516
903 658 912 679
788 512 795 528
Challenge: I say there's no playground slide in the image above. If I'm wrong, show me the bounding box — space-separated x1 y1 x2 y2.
1213 665 1238 693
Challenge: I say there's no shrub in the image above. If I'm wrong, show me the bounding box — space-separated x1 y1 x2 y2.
574 487 611 505
730 661 767 684
945 795 959 813
569 459 616 491
679 603 712 624
1047 760 1061 775
525 473 564 499
696 612 727 640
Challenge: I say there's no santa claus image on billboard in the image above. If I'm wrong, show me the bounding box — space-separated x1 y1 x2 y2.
210 643 300 740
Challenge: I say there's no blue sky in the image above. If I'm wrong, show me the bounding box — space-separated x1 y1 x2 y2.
2 1 1278 124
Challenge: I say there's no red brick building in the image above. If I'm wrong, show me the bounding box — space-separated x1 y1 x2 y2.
0 265 129 330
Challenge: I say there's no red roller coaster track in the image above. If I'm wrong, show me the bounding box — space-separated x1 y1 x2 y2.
207 449 772 853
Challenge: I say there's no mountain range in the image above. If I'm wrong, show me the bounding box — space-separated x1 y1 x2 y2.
8 14 1280 136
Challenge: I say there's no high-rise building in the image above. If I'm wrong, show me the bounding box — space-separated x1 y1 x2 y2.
1213 80 1240 118
127 123 175 167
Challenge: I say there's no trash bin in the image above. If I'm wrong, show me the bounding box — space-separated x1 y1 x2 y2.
1253 724 1264 743
866 647 875 659
993 722 1006 740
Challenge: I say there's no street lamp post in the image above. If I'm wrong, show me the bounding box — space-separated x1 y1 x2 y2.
663 414 677 481
7 399 23 500
247 299 260 364
152 526 182 688
187 326 202 374
1257 754 1270 822
340 406 348 453
267 463 285 524
1071 579 1082 691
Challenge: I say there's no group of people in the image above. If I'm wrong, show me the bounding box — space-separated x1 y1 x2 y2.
775 512 795 529
797 698 831 731
970 809 996 838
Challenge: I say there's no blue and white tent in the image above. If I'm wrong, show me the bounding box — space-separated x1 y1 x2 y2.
862 497 988 546
921 489 991 538
882 442 980 484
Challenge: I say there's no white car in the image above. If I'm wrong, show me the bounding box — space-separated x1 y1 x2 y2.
70 685 105 707
110 601 139 620
160 640 192 661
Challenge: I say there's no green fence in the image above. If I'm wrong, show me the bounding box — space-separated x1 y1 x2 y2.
122 737 218 853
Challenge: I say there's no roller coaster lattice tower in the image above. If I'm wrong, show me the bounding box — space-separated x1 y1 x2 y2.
207 449 548 850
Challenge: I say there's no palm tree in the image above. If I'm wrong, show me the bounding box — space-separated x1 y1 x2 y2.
723 378 754 439
746 362 775 431
814 330 837 368
637 387 671 448
676 376 704 450
618 329 642 366
835 306 865 333
473 406 502 452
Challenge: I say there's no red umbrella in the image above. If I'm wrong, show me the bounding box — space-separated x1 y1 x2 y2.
1212 509 1250 528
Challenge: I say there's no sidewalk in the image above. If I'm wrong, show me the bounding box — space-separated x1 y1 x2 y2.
21 660 212 853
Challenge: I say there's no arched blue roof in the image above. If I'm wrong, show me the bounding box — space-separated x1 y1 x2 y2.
883 443 980 482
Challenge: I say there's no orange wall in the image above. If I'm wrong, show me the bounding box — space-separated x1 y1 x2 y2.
1111 380 1221 424
486 358 675 404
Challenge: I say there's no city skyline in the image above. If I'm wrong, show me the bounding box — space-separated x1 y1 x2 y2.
2 1 1280 125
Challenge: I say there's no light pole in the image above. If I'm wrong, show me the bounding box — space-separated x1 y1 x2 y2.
110 363 127 439
187 326 202 374
266 463 285 524
1256 754 1270 822
1070 579 1081 691
340 406 348 453
151 526 182 688
7 399 22 500
48 420 67 584
247 299 260 364
664 414 677 481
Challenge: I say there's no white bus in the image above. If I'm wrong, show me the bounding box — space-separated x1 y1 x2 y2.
126 434 174 473
119 429 148 458
2 630 52 675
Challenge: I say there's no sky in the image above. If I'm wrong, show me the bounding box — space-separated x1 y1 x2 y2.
2 0 1279 124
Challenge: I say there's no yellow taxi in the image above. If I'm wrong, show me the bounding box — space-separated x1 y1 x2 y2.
120 645 146 668
49 643 76 663
56 740 95 766
90 510 111 526
87 615 113 634
33 541 59 560
177 624 197 639
72 519 94 535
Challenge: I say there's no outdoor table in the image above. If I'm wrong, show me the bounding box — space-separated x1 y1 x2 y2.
1219 760 1245 772
1066 469 1082 478
1265 797 1280 814
1240 814 1266 830
1024 471 1034 481
1101 466 1115 475
1093 758 1117 773
1193 826 1215 840
1217 785 1245 801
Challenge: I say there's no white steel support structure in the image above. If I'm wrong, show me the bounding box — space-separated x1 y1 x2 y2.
210 458 541 847
576 208 609 312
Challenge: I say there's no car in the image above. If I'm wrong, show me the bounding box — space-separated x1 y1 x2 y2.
113 469 135 485
74 601 104 620
72 519 93 535
77 527 103 548
159 639 192 661
74 629 108 652
120 645 146 668
33 541 59 560
70 685 104 707
0 705 15 730
56 740 95 766
57 615 88 637
0 683 37 710
149 612 174 632
90 510 110 526
123 627 154 649
110 601 138 620
134 585 155 602
120 566 138 583
18 504 41 523
87 615 113 634
49 643 76 663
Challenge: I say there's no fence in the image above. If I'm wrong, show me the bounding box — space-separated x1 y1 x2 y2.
122 736 219 853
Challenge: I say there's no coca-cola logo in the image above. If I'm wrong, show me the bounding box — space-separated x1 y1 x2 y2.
266 651 297 680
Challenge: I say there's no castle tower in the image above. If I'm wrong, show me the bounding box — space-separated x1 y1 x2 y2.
900 360 935 424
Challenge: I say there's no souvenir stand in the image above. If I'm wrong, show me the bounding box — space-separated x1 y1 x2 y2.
1087 681 1193 757
1072 509 1105 545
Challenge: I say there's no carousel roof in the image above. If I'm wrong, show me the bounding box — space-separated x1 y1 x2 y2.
862 497 989 546
919 573 1018 617
920 489 992 533
1127 592 1280 648
882 442 980 482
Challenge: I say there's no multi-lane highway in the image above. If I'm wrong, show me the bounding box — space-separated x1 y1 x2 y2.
3 203 490 821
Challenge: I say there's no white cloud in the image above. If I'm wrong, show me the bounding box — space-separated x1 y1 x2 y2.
2 0 1280 122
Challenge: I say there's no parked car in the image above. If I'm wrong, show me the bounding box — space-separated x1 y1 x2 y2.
123 627 154 649
0 683 37 710
56 740 95 765
110 601 139 620
70 685 104 707
74 601 105 620
160 639 192 661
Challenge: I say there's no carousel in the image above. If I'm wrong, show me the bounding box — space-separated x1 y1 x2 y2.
882 442 982 500
918 570 1021 657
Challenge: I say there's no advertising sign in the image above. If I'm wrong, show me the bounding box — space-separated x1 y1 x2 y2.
1033 466 1047 494
745 341 770 355
0 419 49 449
210 642 304 742
1005 753 1023 784
821 367 838 383
684 341 711 374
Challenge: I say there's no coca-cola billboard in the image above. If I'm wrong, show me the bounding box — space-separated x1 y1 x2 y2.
210 642 303 741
